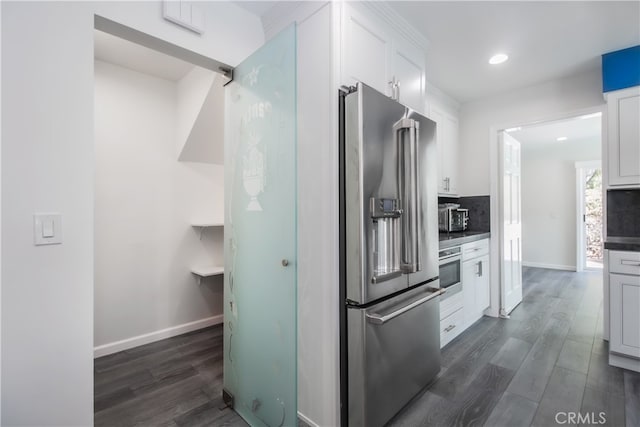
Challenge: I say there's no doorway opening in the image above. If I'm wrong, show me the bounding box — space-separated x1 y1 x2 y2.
492 108 603 316
92 17 299 427
576 161 603 270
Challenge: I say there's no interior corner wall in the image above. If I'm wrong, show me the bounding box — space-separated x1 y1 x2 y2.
94 60 223 350
1 2 263 425
458 69 605 196
521 139 601 270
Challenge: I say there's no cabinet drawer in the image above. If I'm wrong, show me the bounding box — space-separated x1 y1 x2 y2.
462 238 489 261
440 307 464 348
609 250 640 275
440 291 463 320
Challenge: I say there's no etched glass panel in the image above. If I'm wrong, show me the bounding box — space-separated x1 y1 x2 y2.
223 25 297 427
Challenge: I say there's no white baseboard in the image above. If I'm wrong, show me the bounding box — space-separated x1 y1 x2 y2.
522 261 576 272
609 352 640 373
297 411 320 427
94 314 224 358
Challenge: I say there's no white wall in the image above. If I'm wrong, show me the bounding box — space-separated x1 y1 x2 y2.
459 69 604 196
176 66 216 159
521 137 601 270
94 60 223 351
1 2 263 425
296 4 340 426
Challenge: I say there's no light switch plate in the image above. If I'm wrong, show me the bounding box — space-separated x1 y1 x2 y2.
34 213 62 245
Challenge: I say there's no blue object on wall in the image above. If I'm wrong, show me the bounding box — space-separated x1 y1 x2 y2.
602 45 640 92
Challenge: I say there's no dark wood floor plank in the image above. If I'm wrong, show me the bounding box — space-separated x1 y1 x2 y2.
624 370 640 427
490 337 532 371
94 367 154 398
567 314 598 346
510 297 559 344
388 390 458 426
174 401 248 427
483 391 538 427
95 374 210 426
446 363 517 427
580 386 626 427
530 366 587 427
506 316 571 402
429 318 520 400
556 339 592 375
440 316 500 368
587 351 626 397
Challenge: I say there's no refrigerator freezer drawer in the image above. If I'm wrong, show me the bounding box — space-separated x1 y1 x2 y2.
347 287 442 427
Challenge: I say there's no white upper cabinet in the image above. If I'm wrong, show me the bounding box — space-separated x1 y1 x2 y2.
430 104 459 196
342 3 391 97
392 37 426 112
606 86 640 187
341 2 426 113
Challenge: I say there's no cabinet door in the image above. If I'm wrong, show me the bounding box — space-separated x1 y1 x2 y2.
430 106 459 196
607 86 640 186
443 114 459 195
391 38 425 113
429 106 447 194
476 254 490 313
341 3 391 96
462 259 478 327
610 273 640 358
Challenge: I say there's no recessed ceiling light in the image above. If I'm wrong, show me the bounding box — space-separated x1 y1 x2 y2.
557 136 568 142
489 53 509 65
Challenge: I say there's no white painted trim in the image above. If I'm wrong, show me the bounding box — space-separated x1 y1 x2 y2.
609 352 640 373
262 1 328 41
488 105 604 319
522 261 576 271
93 315 223 358
362 1 430 52
298 411 321 427
575 161 602 272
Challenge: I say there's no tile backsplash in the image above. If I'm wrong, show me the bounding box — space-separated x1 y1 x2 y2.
439 195 490 232
607 189 640 237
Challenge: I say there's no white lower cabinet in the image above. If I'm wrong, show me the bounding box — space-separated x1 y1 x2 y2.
462 254 490 328
609 251 640 358
440 238 491 348
440 307 464 348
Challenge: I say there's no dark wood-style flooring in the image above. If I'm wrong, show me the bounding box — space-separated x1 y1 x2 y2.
94 325 246 426
389 267 640 427
95 267 640 426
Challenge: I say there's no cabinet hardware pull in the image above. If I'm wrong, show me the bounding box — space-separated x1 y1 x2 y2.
444 324 456 332
621 260 640 266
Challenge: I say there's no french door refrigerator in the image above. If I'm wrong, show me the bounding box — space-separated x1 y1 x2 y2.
340 82 443 426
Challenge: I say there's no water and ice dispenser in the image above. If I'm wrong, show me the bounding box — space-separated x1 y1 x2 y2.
370 197 402 283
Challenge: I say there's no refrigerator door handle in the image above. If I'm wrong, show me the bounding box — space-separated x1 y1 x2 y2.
366 288 444 324
395 118 421 273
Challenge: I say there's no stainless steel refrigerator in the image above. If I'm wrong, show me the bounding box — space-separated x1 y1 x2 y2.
340 82 443 426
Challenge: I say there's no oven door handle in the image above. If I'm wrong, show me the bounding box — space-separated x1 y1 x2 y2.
439 253 461 263
366 288 445 325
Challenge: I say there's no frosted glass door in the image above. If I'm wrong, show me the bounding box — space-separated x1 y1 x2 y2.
224 25 297 426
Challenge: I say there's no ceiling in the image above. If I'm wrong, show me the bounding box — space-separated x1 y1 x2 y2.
508 113 601 148
389 1 640 103
236 1 640 104
234 0 279 16
94 30 195 81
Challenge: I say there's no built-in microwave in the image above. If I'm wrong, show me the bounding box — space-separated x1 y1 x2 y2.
438 246 462 299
